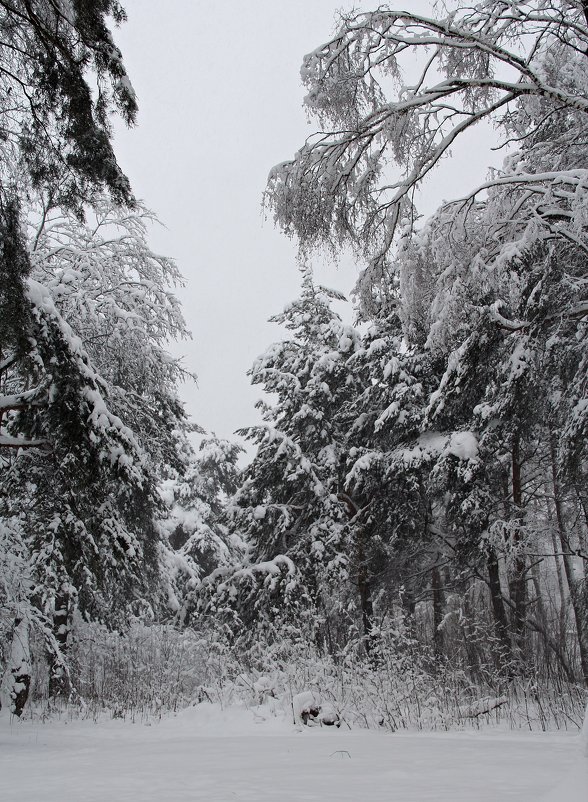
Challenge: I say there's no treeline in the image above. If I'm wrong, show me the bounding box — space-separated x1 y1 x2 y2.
202 1 588 689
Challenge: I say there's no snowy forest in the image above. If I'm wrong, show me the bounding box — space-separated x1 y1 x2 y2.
0 0 587 759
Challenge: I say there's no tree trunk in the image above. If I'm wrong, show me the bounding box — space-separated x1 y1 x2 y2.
487 546 512 665
356 527 374 650
529 557 552 669
573 482 588 555
48 586 71 699
338 493 375 653
545 489 567 636
550 437 588 686
509 435 527 660
1 613 32 717
431 563 445 659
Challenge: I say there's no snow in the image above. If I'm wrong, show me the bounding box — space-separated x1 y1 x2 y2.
214 555 296 594
395 430 479 467
447 431 479 460
0 704 586 802
0 434 48 448
292 690 322 725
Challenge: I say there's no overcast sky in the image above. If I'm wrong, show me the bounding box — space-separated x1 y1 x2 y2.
111 1 496 453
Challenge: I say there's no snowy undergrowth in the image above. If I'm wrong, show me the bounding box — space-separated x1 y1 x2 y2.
19 620 587 734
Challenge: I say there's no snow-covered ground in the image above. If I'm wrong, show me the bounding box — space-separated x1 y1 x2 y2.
0 703 586 801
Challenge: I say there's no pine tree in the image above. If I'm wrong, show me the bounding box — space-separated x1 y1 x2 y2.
203 274 361 651
159 434 243 622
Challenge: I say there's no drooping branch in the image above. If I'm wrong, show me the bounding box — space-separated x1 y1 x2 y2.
267 2 588 269
0 434 50 449
0 386 47 414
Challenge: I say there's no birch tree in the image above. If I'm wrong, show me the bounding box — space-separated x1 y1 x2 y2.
267 1 588 313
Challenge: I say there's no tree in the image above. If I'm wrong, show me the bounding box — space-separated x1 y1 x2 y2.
341 310 433 635
1 0 138 445
0 272 163 703
0 0 135 208
0 187 204 705
0 4 200 711
266 1 588 314
160 434 243 621
202 274 364 651
28 195 192 469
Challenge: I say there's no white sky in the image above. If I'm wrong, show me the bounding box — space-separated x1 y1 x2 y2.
112 1 498 451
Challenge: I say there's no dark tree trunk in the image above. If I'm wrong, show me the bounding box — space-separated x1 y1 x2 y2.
431 563 445 659
3 614 32 717
574 482 588 554
402 587 416 616
49 586 71 699
509 436 527 659
487 546 512 665
338 493 375 653
356 527 374 650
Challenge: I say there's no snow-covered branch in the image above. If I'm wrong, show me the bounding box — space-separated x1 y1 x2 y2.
267 1 588 277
